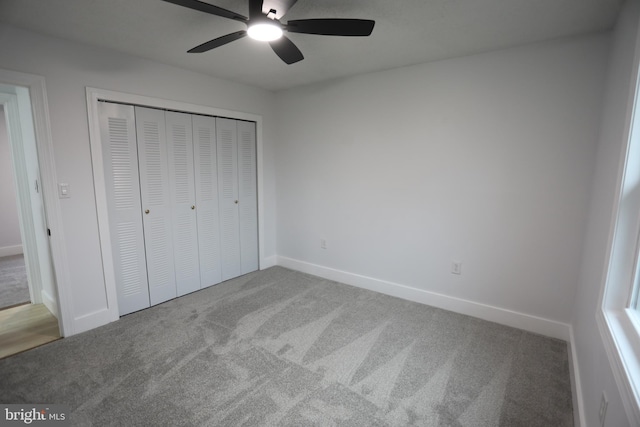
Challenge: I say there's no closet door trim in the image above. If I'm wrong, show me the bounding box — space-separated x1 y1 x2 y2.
87 87 265 324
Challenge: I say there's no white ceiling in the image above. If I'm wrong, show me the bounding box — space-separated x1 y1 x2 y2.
0 0 623 91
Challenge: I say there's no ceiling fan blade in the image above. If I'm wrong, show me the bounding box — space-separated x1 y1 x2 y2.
269 36 304 64
249 0 264 20
262 0 298 19
161 0 247 22
188 30 248 53
286 19 375 36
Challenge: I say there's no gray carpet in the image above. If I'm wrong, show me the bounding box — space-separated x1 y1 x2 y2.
0 266 573 426
0 254 30 309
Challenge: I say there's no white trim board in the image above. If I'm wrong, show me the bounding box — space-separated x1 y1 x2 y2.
276 256 571 341
568 326 586 427
86 87 266 323
0 245 23 257
42 289 58 319
597 309 640 425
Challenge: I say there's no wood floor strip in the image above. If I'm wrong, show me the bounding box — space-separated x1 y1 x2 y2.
0 303 61 360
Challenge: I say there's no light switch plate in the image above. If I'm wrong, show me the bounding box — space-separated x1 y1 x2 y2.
58 183 70 198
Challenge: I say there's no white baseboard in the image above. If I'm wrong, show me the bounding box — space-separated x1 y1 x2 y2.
568 326 586 427
71 308 117 336
0 244 23 257
41 289 58 319
261 255 277 269
276 256 571 341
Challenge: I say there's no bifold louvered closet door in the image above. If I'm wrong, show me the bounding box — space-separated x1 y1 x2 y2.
216 118 259 281
135 106 178 306
98 103 150 315
165 111 201 297
98 102 258 316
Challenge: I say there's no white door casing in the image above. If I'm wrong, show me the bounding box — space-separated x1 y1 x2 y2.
0 88 59 317
0 70 69 336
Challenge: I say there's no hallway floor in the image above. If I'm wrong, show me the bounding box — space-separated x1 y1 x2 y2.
0 254 30 310
0 303 60 359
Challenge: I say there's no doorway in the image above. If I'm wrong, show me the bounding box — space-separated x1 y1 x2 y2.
0 86 60 359
0 105 30 310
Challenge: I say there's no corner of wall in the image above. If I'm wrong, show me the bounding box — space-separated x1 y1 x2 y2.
41 289 58 319
262 255 277 269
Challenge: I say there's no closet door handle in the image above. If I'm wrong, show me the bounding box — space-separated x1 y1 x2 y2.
234 200 238 204
144 209 150 214
191 205 195 210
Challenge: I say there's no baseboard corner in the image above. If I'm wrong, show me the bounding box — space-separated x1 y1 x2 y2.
41 289 58 319
261 255 277 269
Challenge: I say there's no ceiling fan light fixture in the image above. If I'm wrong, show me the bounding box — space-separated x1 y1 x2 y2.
247 22 283 41
162 0 376 64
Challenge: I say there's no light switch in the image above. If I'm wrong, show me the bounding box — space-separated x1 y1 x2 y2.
58 183 70 198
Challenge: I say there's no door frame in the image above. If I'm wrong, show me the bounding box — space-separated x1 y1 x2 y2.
0 92 43 306
86 87 265 321
0 69 72 336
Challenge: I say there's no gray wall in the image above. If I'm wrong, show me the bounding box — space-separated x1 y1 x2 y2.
275 34 609 326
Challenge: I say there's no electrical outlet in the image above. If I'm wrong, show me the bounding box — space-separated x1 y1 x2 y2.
451 261 462 275
599 391 608 426
320 239 327 249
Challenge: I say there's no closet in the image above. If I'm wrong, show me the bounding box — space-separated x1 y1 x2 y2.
98 102 258 316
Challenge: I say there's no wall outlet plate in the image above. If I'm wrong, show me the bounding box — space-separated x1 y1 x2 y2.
451 261 462 275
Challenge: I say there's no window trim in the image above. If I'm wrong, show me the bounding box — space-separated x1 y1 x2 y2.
597 310 640 424
597 23 640 425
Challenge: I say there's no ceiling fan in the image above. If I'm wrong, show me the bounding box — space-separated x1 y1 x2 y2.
161 0 375 64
